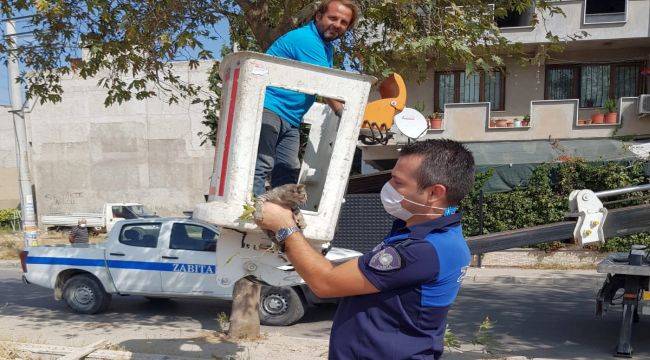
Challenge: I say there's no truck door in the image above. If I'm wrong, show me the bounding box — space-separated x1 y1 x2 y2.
160 222 222 295
107 222 163 294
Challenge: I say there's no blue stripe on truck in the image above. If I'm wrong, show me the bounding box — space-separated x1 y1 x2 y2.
26 257 105 267
26 256 217 274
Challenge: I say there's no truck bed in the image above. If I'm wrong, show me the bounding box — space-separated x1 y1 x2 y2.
24 245 109 290
40 213 104 228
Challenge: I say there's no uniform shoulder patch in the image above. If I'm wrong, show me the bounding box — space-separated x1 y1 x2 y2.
369 246 402 271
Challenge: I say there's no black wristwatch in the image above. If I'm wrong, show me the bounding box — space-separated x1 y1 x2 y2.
274 226 301 252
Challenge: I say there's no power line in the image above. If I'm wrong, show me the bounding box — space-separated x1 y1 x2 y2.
0 14 36 22
3 30 36 38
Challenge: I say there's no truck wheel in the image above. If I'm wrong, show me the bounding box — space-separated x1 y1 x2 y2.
62 274 111 314
259 286 306 326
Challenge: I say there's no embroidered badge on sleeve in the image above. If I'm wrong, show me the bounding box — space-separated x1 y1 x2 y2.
369 246 402 271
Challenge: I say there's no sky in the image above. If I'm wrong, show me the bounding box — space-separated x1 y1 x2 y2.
0 17 231 105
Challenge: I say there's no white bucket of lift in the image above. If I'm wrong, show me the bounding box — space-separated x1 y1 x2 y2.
193 52 375 247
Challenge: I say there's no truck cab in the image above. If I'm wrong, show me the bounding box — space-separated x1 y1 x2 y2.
104 203 158 232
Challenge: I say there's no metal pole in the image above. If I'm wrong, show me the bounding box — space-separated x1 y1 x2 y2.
595 183 650 199
6 20 38 247
477 189 485 268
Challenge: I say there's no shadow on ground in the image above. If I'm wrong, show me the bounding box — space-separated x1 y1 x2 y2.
118 335 245 359
4 268 648 359
449 283 650 359
0 269 332 357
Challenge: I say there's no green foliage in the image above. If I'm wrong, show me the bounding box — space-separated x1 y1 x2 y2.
216 311 230 333
604 98 617 113
197 62 222 146
472 316 500 354
238 203 256 222
0 209 19 223
460 159 647 250
411 101 427 114
443 325 461 350
0 0 584 118
593 233 650 253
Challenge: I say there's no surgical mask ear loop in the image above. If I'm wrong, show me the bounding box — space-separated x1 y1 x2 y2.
401 197 458 217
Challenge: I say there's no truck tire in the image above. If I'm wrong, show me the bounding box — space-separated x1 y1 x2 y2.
259 286 306 326
62 274 111 314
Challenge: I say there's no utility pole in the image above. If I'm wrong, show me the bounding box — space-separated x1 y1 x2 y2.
5 19 38 247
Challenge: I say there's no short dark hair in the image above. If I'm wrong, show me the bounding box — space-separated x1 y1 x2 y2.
313 0 360 29
399 139 475 205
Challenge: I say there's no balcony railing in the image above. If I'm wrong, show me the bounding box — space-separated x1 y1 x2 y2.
372 96 647 145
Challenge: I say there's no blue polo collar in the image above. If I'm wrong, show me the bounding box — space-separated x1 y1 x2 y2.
308 21 326 43
387 213 462 242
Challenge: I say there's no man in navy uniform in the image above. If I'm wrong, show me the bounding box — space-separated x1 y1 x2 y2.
256 139 474 359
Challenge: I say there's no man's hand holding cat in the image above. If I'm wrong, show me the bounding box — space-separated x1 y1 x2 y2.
255 202 296 232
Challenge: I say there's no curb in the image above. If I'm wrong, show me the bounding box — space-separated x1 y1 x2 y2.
465 268 605 286
1 340 200 360
0 259 607 286
0 260 20 269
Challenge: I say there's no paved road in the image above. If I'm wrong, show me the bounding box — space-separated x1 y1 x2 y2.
1 268 649 359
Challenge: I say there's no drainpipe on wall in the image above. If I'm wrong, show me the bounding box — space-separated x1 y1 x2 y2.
5 19 38 248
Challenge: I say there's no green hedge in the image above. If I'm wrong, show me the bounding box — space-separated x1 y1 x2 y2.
0 208 19 223
459 159 648 252
592 233 650 253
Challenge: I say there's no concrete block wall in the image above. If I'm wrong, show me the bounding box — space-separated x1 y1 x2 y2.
0 105 19 209
24 61 217 218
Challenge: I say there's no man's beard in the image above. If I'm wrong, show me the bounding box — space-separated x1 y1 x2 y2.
321 26 343 42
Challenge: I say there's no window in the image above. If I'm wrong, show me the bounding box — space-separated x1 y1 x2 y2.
546 67 577 101
119 223 161 248
584 0 626 24
545 62 644 107
615 64 642 99
580 65 610 108
435 70 505 111
112 206 138 220
496 4 535 28
170 223 217 252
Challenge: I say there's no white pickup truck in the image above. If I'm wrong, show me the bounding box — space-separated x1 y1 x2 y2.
20 217 361 326
40 203 158 233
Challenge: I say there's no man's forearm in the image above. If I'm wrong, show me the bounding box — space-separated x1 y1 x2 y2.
283 231 334 294
325 98 344 117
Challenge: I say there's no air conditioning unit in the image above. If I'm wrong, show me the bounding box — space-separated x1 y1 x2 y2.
639 94 650 114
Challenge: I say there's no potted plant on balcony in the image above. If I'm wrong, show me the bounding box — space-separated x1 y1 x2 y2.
429 112 443 129
513 118 522 127
591 110 604 124
494 118 508 127
603 98 618 124
522 114 530 127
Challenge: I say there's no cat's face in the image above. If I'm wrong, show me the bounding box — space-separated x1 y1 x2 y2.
286 184 308 204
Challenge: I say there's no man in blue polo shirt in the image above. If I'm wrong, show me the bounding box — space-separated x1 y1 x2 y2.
253 0 358 196
256 139 475 359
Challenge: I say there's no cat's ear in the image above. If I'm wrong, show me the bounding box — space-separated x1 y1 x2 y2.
296 184 306 191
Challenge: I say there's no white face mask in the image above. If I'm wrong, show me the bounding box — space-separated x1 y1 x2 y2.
380 182 457 221
79 224 87 228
